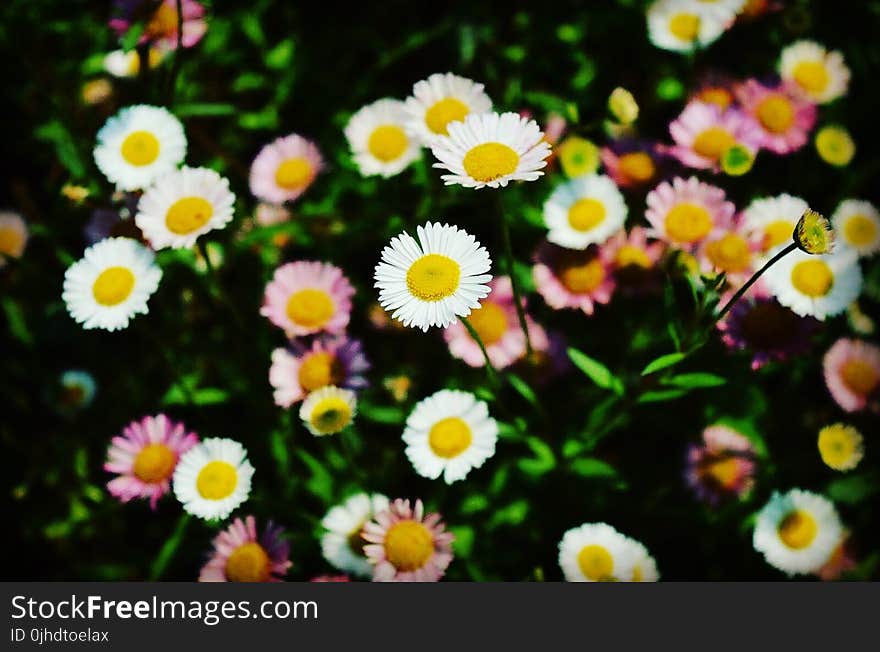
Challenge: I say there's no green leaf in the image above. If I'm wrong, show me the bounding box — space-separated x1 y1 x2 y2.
517 437 556 477
238 107 279 130
662 373 726 389
297 449 334 503
507 373 538 407
638 389 689 403
488 500 529 528
827 474 878 505
270 430 290 476
240 14 267 47
149 514 189 580
191 388 229 405
265 39 295 69
450 526 475 557
570 457 617 478
35 120 86 179
2 297 32 345
175 103 237 117
460 494 489 515
358 403 405 425
120 24 144 52
641 352 687 376
567 347 624 394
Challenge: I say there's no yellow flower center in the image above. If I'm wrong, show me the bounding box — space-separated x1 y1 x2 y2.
425 97 470 135
705 233 752 273
285 289 335 329
462 142 520 183
843 215 877 247
0 226 24 257
778 510 817 550
92 267 135 306
309 397 352 434
790 260 833 298
383 520 434 572
665 203 713 244
120 130 160 166
698 88 733 111
705 457 740 488
693 127 736 162
132 443 176 483
669 13 700 41
195 460 238 500
764 220 795 249
815 126 855 166
406 254 461 302
577 544 614 581
840 359 879 396
225 542 271 582
618 152 655 183
756 94 795 133
428 416 473 459
793 61 830 94
616 245 651 269
567 198 607 232
818 424 862 470
559 258 605 294
466 301 508 346
298 352 342 392
146 3 178 39
275 157 313 190
165 197 214 235
632 565 643 582
368 125 409 162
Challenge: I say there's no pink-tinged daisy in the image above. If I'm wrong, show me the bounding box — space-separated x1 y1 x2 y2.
310 574 350 582
685 425 757 504
199 516 291 582
669 101 762 171
779 40 850 105
110 0 207 50
254 203 292 227
603 226 667 293
645 176 736 251
249 134 323 204
599 140 668 189
444 276 547 369
269 336 370 408
691 72 738 112
816 533 857 581
533 242 615 316
104 414 199 509
0 211 29 267
697 223 761 285
362 498 454 582
823 339 880 413
261 261 355 337
735 80 817 154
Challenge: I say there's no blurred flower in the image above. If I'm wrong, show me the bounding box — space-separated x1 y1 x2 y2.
344 99 420 178
794 209 835 255
691 71 738 111
543 174 627 250
57 370 97 413
299 386 356 436
599 139 666 189
735 80 816 154
831 199 879 257
249 134 323 204
173 438 254 521
823 338 880 412
525 329 572 383
603 226 666 293
310 574 350 582
374 222 491 331
254 202 292 227
779 40 850 104
816 533 857 581
742 193 807 253
61 184 91 204
261 261 354 337
645 176 735 251
697 223 759 284
363 498 454 582
105 414 199 510
199 516 291 582
383 375 412 402
103 47 165 78
110 0 207 50
720 143 755 176
558 522 636 582
322 493 390 578
646 0 736 53
815 125 855 167
403 72 492 144
542 112 567 146
62 237 162 331
533 242 615 315
764 247 860 320
817 424 864 472
403 389 499 484
81 78 113 105
557 136 600 178
686 425 756 503
846 302 875 336
669 101 762 171
431 111 551 188
0 212 28 267
608 87 639 125
627 539 660 582
753 489 843 575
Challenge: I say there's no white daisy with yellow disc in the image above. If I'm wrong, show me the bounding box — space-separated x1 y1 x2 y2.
344 98 421 178
403 389 498 484
404 72 492 145
374 221 492 331
543 174 627 250
753 489 842 575
646 0 731 53
94 105 186 191
742 194 808 253
321 492 390 578
626 537 660 582
558 522 637 582
135 166 236 249
299 386 356 436
779 40 850 104
62 237 162 331
430 111 551 189
172 438 254 521
764 247 861 320
832 199 880 257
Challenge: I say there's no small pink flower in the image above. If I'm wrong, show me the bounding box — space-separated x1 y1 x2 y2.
600 140 667 189
249 134 324 204
685 425 757 504
601 226 666 293
104 414 199 509
816 533 857 581
261 261 355 337
696 221 761 286
199 516 291 582
110 0 207 50
645 176 736 251
823 339 880 412
669 101 763 171
735 80 817 154
255 203 292 227
533 242 615 316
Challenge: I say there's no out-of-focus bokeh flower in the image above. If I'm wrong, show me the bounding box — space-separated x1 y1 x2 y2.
823 338 880 412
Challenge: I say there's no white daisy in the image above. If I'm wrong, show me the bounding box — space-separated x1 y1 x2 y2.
625 537 660 582
779 40 850 104
646 0 732 53
558 522 637 582
374 222 492 331
764 247 861 320
62 237 162 331
172 438 254 521
404 72 493 145
344 98 421 178
403 389 498 484
544 174 628 250
299 386 356 436
753 489 842 575
103 48 164 78
321 493 390 577
430 111 551 189
742 193 808 252
135 166 236 249
832 199 880 257
94 105 186 191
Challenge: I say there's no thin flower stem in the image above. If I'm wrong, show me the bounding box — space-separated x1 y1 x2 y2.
197 240 246 331
166 0 184 105
461 316 499 387
149 512 189 580
496 194 533 357
714 242 797 323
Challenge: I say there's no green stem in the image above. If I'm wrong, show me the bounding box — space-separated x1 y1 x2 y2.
197 240 246 331
714 242 797 323
165 0 184 105
149 512 189 580
496 194 533 356
461 316 499 387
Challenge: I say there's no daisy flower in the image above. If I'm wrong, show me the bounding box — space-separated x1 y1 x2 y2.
558 522 637 582
779 40 850 104
172 438 254 521
823 339 880 412
669 101 762 171
741 194 808 253
697 223 760 285
110 0 207 50
557 136 601 178
105 414 199 510
374 222 492 331
753 489 843 575
404 72 492 144
94 105 187 191
599 140 666 189
832 200 880 257
249 134 323 204
403 389 499 484
135 166 235 249
685 424 756 504
0 211 28 267
626 538 660 582
818 424 864 472
62 237 162 331
322 493 390 578
362 498 454 582
430 111 551 189
816 533 857 581
444 276 547 369
543 174 627 250
344 99 420 178
735 80 817 155
645 176 736 251
763 247 861 320
815 125 856 167
311 574 350 582
103 47 165 78
57 370 97 413
646 0 735 53
299 386 356 436
603 227 666 293
261 261 354 337
533 242 615 315
199 516 291 582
